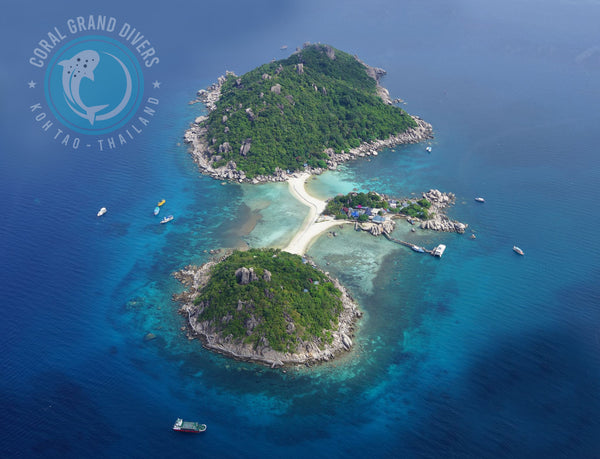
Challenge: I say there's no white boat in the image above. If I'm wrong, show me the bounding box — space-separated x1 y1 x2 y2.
97 207 107 217
160 215 174 224
513 246 524 256
432 244 446 257
474 197 485 203
425 146 432 153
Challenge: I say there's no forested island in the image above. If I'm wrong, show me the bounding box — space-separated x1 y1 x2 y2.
184 43 433 182
174 249 361 367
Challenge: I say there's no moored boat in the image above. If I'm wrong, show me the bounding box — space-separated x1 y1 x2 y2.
432 244 446 257
425 146 432 153
411 245 425 253
97 207 107 217
172 418 206 433
154 206 160 216
513 245 524 256
160 215 174 224
157 199 166 206
474 197 485 203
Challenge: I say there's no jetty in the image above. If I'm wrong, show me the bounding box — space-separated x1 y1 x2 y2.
383 233 446 257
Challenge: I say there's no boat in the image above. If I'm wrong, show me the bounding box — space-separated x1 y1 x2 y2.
425 146 432 153
172 418 206 433
157 199 166 206
411 245 425 253
432 244 446 257
154 206 160 216
474 197 485 203
97 207 107 217
513 246 524 256
160 215 174 224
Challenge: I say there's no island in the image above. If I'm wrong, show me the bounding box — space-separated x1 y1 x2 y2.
174 44 458 367
184 42 433 183
324 188 468 234
174 248 361 367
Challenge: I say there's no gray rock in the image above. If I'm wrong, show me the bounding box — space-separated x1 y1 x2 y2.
218 142 232 154
271 83 281 94
263 269 272 282
240 138 252 156
235 267 250 285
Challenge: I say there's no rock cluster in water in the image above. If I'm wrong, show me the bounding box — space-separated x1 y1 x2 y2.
418 189 468 233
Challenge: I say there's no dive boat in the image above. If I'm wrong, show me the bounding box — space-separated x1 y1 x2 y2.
160 215 174 224
172 418 206 433
97 207 107 217
154 206 160 216
157 199 166 206
432 244 446 257
513 246 524 256
474 197 485 203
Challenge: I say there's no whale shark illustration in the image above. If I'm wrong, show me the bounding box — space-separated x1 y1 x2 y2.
58 50 108 126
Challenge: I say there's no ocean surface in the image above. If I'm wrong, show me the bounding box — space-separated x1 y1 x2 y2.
2 1 600 457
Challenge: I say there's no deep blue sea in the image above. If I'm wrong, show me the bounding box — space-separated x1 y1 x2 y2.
2 1 600 457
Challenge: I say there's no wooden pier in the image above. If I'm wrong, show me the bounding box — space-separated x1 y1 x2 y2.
383 232 445 257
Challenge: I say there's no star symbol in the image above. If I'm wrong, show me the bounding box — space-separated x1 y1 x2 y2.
28 80 36 88
152 80 161 89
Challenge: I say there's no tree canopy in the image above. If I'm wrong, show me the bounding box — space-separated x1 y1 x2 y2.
193 248 343 353
201 44 417 178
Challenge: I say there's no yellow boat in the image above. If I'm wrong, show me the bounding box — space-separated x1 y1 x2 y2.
157 199 166 206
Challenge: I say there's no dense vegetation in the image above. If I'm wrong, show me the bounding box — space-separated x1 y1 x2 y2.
401 198 432 219
202 44 417 178
324 191 388 219
324 191 433 220
193 248 343 353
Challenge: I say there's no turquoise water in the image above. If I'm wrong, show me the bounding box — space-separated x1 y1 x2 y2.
2 0 600 457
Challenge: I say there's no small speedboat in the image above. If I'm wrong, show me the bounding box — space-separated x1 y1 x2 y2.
157 199 166 206
154 206 160 216
474 197 485 203
161 215 174 224
97 207 107 217
513 246 524 256
425 146 432 153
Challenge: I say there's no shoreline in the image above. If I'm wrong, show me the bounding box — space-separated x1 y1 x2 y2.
173 252 361 368
184 73 433 184
283 173 350 255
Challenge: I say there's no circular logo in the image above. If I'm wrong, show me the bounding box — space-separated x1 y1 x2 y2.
44 35 144 135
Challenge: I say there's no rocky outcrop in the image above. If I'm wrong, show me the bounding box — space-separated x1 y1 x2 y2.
173 256 362 368
324 116 433 171
418 189 468 233
184 62 433 184
239 138 252 156
356 218 396 236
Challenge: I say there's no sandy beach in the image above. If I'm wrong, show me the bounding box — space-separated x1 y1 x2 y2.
283 173 348 255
